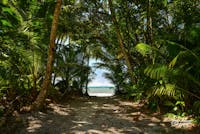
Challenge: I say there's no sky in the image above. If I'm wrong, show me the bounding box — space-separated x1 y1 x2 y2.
88 59 114 87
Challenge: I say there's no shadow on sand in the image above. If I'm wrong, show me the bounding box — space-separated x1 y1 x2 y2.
1 96 199 134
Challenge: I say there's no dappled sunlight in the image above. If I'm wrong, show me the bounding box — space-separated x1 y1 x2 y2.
87 129 106 134
1 1 199 134
65 97 188 133
26 117 42 133
48 103 71 116
5 97 198 134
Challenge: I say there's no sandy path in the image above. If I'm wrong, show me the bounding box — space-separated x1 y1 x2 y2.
1 96 199 134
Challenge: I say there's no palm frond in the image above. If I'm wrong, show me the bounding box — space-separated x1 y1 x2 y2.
182 70 200 88
94 62 119 74
147 84 183 99
144 64 168 79
169 50 195 68
135 43 152 56
166 40 200 62
103 72 113 82
169 52 180 68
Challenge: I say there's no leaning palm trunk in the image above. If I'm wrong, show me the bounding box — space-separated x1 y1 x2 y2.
108 0 135 84
32 0 62 110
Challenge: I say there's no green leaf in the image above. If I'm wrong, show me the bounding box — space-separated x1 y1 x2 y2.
144 64 168 79
135 43 151 56
1 20 12 27
2 0 8 5
169 54 179 68
169 51 191 68
2 7 14 15
163 0 167 7
147 83 183 99
175 101 185 107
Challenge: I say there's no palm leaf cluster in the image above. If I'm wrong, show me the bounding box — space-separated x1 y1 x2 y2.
136 36 200 113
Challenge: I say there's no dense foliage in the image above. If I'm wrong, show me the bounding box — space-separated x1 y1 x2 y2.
0 0 200 120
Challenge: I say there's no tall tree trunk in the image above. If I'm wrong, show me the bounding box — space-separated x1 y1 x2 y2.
146 0 154 63
108 0 135 84
32 0 62 110
147 0 153 45
31 41 37 99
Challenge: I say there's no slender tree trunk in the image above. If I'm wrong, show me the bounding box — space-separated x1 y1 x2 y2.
85 56 90 96
79 49 86 95
32 0 62 110
147 0 154 63
147 0 153 45
108 0 135 84
31 43 37 99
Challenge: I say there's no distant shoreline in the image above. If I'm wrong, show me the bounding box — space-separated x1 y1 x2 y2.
83 86 116 97
87 86 115 88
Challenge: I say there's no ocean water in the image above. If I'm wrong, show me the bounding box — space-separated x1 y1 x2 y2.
85 86 116 97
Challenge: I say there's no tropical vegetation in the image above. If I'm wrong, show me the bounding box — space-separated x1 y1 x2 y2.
0 0 200 122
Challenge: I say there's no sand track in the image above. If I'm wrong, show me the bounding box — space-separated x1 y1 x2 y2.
1 96 199 134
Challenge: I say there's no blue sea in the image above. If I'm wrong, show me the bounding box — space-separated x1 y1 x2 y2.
84 86 116 97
